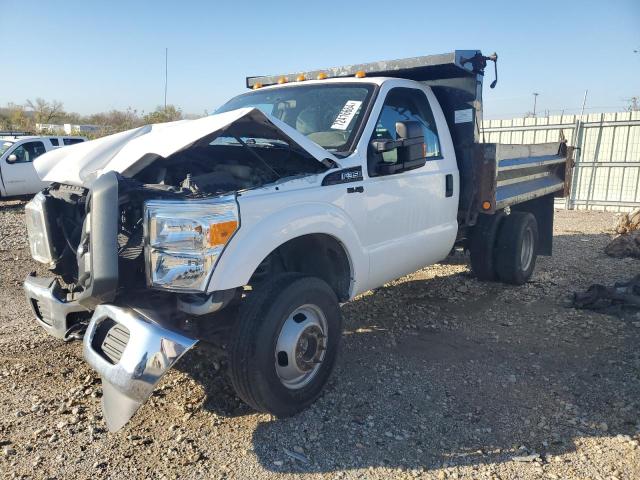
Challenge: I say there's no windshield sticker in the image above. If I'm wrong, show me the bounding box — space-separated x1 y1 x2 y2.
331 100 363 130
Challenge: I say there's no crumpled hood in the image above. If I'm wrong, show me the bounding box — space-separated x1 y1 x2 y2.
34 108 339 187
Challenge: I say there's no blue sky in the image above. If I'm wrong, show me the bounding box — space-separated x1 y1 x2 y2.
1 0 638 119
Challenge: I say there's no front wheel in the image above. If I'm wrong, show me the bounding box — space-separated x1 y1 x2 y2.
228 274 342 416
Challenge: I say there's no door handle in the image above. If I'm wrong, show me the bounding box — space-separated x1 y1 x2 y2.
347 186 364 194
445 174 453 197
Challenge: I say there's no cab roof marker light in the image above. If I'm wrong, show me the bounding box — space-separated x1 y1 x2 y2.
355 70 366 78
277 76 288 84
296 74 306 82
252 82 263 90
316 72 328 80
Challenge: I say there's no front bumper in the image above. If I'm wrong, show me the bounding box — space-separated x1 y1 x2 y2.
83 304 198 431
23 274 90 340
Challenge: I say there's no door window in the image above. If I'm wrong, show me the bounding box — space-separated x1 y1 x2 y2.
63 138 84 145
368 87 441 176
49 138 59 146
9 141 46 163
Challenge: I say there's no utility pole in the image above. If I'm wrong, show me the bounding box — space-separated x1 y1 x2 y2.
580 90 588 117
164 47 168 111
532 92 539 117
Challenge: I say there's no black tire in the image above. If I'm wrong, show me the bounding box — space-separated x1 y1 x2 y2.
494 212 539 285
229 274 342 416
469 212 505 281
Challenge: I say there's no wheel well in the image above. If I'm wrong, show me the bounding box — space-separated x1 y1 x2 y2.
249 234 352 302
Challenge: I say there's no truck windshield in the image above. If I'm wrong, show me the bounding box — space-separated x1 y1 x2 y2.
216 83 375 154
0 140 14 156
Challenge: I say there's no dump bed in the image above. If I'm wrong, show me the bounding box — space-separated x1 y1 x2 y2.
473 142 573 212
247 50 574 225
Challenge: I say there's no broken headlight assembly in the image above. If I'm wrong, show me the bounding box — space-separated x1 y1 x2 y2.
143 196 239 292
25 192 57 267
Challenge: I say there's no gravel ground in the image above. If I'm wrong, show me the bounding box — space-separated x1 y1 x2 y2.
1 199 639 480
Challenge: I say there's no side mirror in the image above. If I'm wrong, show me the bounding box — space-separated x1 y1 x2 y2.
371 121 425 175
6 153 17 164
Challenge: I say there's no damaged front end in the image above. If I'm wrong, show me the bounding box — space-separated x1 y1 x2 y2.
23 108 336 430
83 304 198 431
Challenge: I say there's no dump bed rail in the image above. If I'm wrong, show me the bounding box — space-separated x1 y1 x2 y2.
472 142 574 217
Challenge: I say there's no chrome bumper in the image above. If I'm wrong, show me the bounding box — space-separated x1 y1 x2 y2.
23 274 90 340
83 304 198 432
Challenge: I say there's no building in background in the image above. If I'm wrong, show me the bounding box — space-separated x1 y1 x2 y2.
35 123 103 135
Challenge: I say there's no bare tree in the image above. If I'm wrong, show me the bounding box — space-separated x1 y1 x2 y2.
26 98 65 124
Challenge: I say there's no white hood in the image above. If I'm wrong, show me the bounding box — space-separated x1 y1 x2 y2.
34 108 339 187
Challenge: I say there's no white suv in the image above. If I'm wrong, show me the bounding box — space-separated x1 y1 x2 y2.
0 135 86 197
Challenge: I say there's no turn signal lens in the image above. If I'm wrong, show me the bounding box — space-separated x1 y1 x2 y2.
316 72 328 80
209 220 238 246
355 70 366 78
252 82 263 90
482 201 492 210
296 74 306 82
277 76 288 84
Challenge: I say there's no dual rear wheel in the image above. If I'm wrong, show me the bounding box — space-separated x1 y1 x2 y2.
470 211 539 285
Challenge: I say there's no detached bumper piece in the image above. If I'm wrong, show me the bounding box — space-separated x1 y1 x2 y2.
83 304 198 431
23 274 90 340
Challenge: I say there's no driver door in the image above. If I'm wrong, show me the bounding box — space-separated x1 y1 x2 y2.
363 86 457 288
3 140 48 196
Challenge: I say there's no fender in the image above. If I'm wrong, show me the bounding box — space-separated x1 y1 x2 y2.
206 199 368 299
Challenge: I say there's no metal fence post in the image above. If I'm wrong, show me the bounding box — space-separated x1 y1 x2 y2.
585 114 604 210
568 119 583 210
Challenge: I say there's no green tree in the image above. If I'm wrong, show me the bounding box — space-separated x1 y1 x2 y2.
4 103 32 131
142 105 183 124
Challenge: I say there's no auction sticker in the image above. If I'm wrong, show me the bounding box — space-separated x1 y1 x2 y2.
331 101 362 130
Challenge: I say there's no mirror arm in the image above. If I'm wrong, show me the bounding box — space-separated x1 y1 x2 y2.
372 137 423 153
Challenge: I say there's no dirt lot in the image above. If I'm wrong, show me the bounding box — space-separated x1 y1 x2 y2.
0 200 639 480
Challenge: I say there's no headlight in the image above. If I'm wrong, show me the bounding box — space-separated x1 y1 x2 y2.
144 196 239 291
25 193 57 266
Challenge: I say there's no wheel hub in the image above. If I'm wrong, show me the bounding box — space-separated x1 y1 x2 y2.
275 305 328 389
521 226 534 271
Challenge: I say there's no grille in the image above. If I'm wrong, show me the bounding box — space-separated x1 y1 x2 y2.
31 299 53 326
100 321 131 364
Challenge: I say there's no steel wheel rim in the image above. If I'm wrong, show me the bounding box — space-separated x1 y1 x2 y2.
275 304 328 390
521 226 534 271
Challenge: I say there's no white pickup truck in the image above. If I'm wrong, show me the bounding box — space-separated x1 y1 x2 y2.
23 51 573 431
0 134 86 197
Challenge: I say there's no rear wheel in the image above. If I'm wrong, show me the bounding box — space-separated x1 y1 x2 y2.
229 274 342 416
494 212 539 285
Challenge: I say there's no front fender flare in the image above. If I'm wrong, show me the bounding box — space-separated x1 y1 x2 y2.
206 202 367 298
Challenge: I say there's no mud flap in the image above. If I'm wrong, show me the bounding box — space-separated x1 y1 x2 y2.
83 304 198 432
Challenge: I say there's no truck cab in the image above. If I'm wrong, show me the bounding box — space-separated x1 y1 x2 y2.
212 76 459 294
22 50 572 431
0 135 86 197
